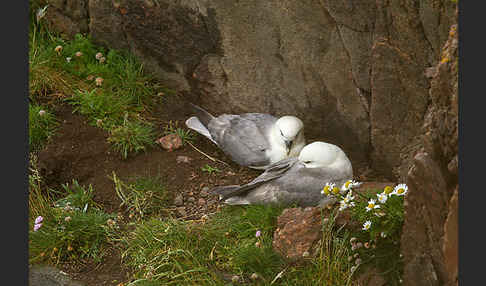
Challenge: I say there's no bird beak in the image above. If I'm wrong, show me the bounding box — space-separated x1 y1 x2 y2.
285 140 293 154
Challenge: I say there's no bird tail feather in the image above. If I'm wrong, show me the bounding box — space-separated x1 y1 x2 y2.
185 116 217 144
224 196 250 205
211 185 242 200
188 103 215 128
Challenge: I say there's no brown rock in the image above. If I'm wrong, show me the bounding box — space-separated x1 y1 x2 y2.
199 187 209 197
44 0 89 39
176 155 192 164
442 187 458 285
272 207 322 262
176 207 187 217
45 0 456 177
157 134 183 151
401 153 450 286
173 194 183 206
88 0 129 51
197 198 206 206
400 13 458 285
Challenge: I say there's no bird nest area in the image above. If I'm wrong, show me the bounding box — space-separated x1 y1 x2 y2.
31 95 386 286
32 97 264 285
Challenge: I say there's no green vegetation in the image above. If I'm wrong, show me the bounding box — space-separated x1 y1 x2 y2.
347 187 405 284
29 153 53 221
29 104 58 151
120 205 359 286
30 5 163 159
322 182 406 285
201 164 222 175
29 178 116 265
112 172 170 219
121 205 286 285
107 114 157 159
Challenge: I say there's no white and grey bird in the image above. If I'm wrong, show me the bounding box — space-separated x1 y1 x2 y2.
211 141 353 207
185 103 306 169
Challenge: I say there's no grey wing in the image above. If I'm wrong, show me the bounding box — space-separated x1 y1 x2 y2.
211 158 297 200
209 114 276 167
270 165 353 207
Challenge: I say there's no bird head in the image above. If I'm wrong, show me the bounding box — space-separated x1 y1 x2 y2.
298 141 352 171
275 116 305 154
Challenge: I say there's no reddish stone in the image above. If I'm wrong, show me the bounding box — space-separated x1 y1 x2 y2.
157 134 183 151
272 207 323 262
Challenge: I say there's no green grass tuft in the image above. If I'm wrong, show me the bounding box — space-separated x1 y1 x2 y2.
201 164 221 175
112 172 170 219
121 205 287 285
107 114 156 159
29 208 115 264
29 180 116 265
29 104 58 151
65 88 133 127
164 121 196 145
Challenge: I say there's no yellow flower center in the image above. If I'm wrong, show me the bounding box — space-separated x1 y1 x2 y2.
384 186 393 194
332 187 340 194
368 203 375 209
397 188 405 194
323 186 330 195
345 181 351 188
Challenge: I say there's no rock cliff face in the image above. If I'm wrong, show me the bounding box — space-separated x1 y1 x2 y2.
400 18 458 286
41 0 458 283
42 0 457 177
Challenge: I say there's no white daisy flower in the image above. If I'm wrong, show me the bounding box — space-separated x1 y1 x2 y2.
377 192 388 204
345 191 355 201
392 184 408 196
341 180 353 191
362 220 371 231
338 201 348 211
321 182 335 196
365 199 380 212
341 180 362 191
66 57 72 63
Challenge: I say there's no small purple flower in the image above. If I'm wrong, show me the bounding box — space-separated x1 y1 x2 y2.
255 230 261 238
33 223 42 232
35 216 43 224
